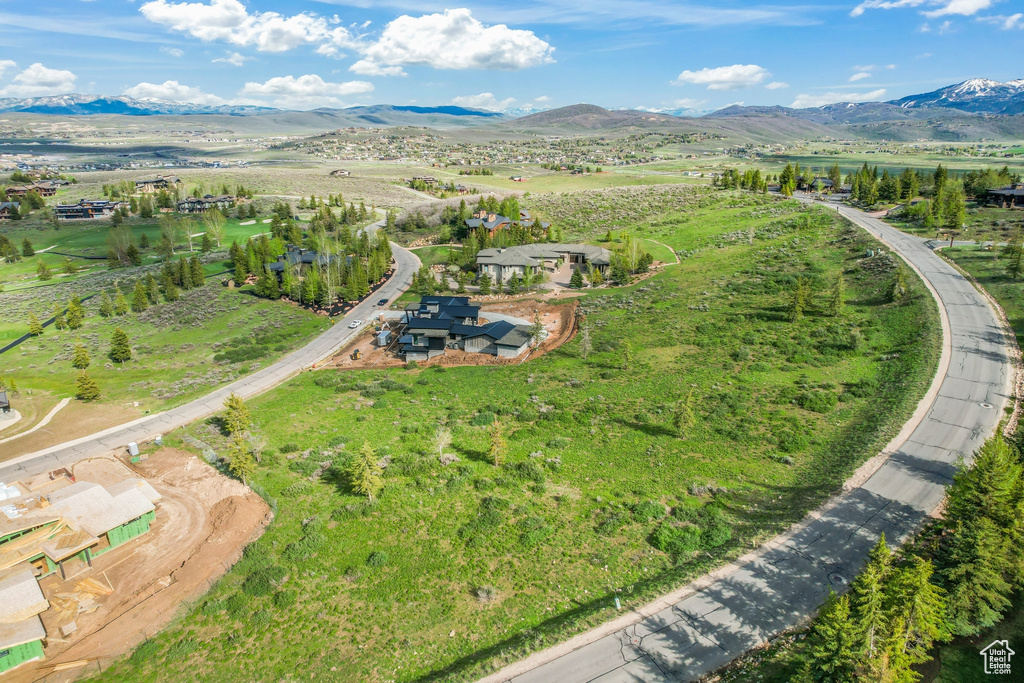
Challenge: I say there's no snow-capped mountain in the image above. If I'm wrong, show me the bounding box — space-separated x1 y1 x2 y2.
0 94 274 116
890 78 1024 115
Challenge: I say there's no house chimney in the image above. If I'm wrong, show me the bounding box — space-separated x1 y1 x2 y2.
488 213 496 221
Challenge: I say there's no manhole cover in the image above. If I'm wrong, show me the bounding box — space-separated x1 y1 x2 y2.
829 573 847 585
980 403 993 409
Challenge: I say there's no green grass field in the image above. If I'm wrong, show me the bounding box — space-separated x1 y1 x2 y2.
91 190 941 683
1 279 330 413
0 215 274 291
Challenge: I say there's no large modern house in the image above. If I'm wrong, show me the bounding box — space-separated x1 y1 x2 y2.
176 195 237 214
398 296 533 361
267 245 343 282
0 203 20 220
0 477 161 674
54 200 124 221
5 181 62 198
476 243 612 283
987 183 1024 208
134 175 179 193
464 209 551 237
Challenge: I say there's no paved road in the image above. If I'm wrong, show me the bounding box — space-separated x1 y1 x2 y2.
485 201 1013 683
0 240 420 482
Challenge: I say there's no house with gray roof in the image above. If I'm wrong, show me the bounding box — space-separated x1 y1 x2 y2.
398 296 532 360
476 243 611 283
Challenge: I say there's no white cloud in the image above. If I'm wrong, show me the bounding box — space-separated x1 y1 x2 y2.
240 73 374 108
160 46 184 57
791 88 888 108
124 80 227 105
673 64 770 90
674 98 708 108
0 63 77 97
348 59 407 77
849 72 872 82
886 63 897 69
535 95 550 102
979 13 1024 29
850 0 993 18
765 81 789 90
0 60 16 79
450 92 516 111
139 0 355 53
357 9 554 72
213 51 250 66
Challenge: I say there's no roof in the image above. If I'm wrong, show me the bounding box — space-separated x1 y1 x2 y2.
47 481 156 538
495 325 534 348
0 567 47 626
406 317 454 331
421 296 472 306
465 214 513 231
0 390 8 407
477 243 611 268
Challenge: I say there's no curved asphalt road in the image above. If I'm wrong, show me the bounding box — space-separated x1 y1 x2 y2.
483 200 1013 683
0 240 420 482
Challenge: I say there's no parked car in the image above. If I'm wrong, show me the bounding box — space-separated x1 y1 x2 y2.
348 319 363 329
377 298 389 306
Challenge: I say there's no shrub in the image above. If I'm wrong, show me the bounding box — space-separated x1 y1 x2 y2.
698 507 732 549
547 436 571 449
650 522 702 555
633 500 665 523
797 391 838 414
406 361 419 370
520 526 553 548
129 639 160 664
241 565 287 596
273 590 297 609
776 430 809 453
471 411 495 426
225 592 249 618
367 551 389 567
846 377 879 398
596 511 628 535
517 407 539 422
504 461 545 483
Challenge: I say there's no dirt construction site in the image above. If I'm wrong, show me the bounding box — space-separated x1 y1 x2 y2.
325 299 578 370
6 448 270 682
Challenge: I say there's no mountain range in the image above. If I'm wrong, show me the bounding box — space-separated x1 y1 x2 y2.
0 78 1019 121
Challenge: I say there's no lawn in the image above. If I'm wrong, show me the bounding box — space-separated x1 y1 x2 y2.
90 190 940 683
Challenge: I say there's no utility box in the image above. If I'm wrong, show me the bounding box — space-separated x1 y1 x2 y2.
154 436 163 446
127 442 140 457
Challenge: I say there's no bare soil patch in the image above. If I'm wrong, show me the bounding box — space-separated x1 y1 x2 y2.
9 448 269 682
0 401 141 461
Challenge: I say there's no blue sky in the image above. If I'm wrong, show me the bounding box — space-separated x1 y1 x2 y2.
0 0 1021 112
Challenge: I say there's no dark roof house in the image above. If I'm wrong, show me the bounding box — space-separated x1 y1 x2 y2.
399 296 531 360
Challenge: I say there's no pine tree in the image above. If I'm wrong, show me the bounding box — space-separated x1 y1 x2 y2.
97 293 112 319
109 327 131 363
131 281 148 313
800 593 859 683
113 287 128 316
36 260 52 280
72 343 90 369
828 272 845 317
254 267 280 299
489 420 506 468
850 534 892 659
52 305 66 331
570 267 584 289
28 312 43 336
478 272 492 295
234 258 247 287
190 256 204 287
139 231 151 248
163 273 180 302
223 393 251 436
673 390 696 439
885 558 948 667
66 296 84 330
200 233 213 253
227 435 256 481
789 277 810 322
146 273 160 305
348 441 383 501
21 238 34 257
622 341 633 371
75 371 100 401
